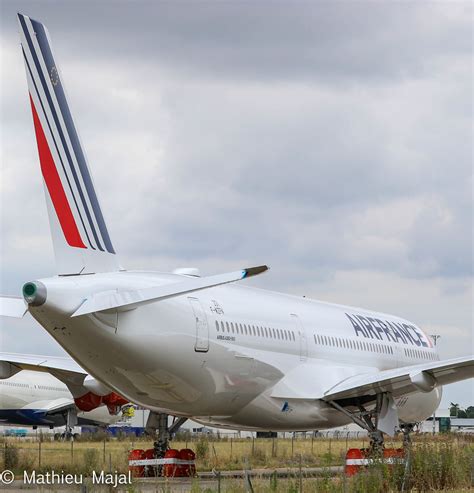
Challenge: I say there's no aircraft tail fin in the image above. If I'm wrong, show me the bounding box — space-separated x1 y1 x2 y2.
17 13 121 274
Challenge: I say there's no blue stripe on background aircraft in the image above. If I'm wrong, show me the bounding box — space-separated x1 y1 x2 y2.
0 13 472 456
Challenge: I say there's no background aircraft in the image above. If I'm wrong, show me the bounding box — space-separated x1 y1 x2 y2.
0 368 120 435
0 13 472 457
0 352 128 436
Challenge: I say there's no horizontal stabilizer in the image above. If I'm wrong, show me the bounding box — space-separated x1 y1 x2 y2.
0 296 28 318
73 265 269 317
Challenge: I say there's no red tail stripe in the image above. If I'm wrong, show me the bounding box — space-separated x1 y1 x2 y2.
29 95 86 248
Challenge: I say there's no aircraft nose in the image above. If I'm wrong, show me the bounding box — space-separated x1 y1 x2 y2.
23 281 47 306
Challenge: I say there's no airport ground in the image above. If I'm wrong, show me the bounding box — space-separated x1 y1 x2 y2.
1 432 473 492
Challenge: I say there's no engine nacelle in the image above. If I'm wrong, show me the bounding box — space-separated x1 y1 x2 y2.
74 390 129 414
83 376 111 396
74 391 103 412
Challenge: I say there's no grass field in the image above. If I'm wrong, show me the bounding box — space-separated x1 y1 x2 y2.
1 432 473 492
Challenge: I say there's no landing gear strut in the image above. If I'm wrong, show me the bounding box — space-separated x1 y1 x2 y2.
328 393 416 488
327 392 410 453
60 407 78 441
400 423 415 493
146 412 187 458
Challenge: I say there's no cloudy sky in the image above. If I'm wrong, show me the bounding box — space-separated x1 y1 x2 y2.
0 1 472 410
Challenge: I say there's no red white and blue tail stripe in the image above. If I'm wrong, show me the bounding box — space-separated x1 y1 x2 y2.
18 13 120 274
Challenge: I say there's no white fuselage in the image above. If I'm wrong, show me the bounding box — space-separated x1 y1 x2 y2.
0 370 116 428
29 271 442 431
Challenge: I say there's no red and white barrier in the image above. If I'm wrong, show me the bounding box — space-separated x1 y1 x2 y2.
128 448 196 477
345 448 405 476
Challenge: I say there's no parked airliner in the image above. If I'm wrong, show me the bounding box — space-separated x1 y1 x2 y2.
0 367 121 432
1 13 472 454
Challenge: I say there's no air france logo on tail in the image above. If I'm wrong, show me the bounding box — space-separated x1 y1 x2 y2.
18 14 115 256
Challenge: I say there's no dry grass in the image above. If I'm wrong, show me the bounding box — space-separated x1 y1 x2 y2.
0 435 378 473
0 432 472 492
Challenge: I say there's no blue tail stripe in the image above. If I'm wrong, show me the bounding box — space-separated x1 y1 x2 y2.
31 18 116 255
18 14 103 251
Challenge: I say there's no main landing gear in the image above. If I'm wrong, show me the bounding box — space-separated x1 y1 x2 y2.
327 392 414 453
146 411 187 458
56 407 78 441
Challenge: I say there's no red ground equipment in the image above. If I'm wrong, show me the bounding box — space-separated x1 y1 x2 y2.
128 449 145 477
345 448 405 476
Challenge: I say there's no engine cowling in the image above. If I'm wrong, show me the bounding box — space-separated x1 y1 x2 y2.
74 390 129 414
74 391 104 412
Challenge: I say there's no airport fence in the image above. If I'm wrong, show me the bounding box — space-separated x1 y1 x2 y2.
0 431 473 478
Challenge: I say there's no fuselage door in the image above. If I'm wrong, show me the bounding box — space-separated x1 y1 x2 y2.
291 313 308 361
188 297 209 352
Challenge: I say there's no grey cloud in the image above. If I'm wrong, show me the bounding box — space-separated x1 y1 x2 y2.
1 2 472 83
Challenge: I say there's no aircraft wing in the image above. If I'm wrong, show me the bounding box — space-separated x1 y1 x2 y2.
270 355 473 403
322 355 473 403
29 398 76 415
0 352 87 386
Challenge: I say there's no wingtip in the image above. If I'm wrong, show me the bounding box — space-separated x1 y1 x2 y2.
243 265 269 278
